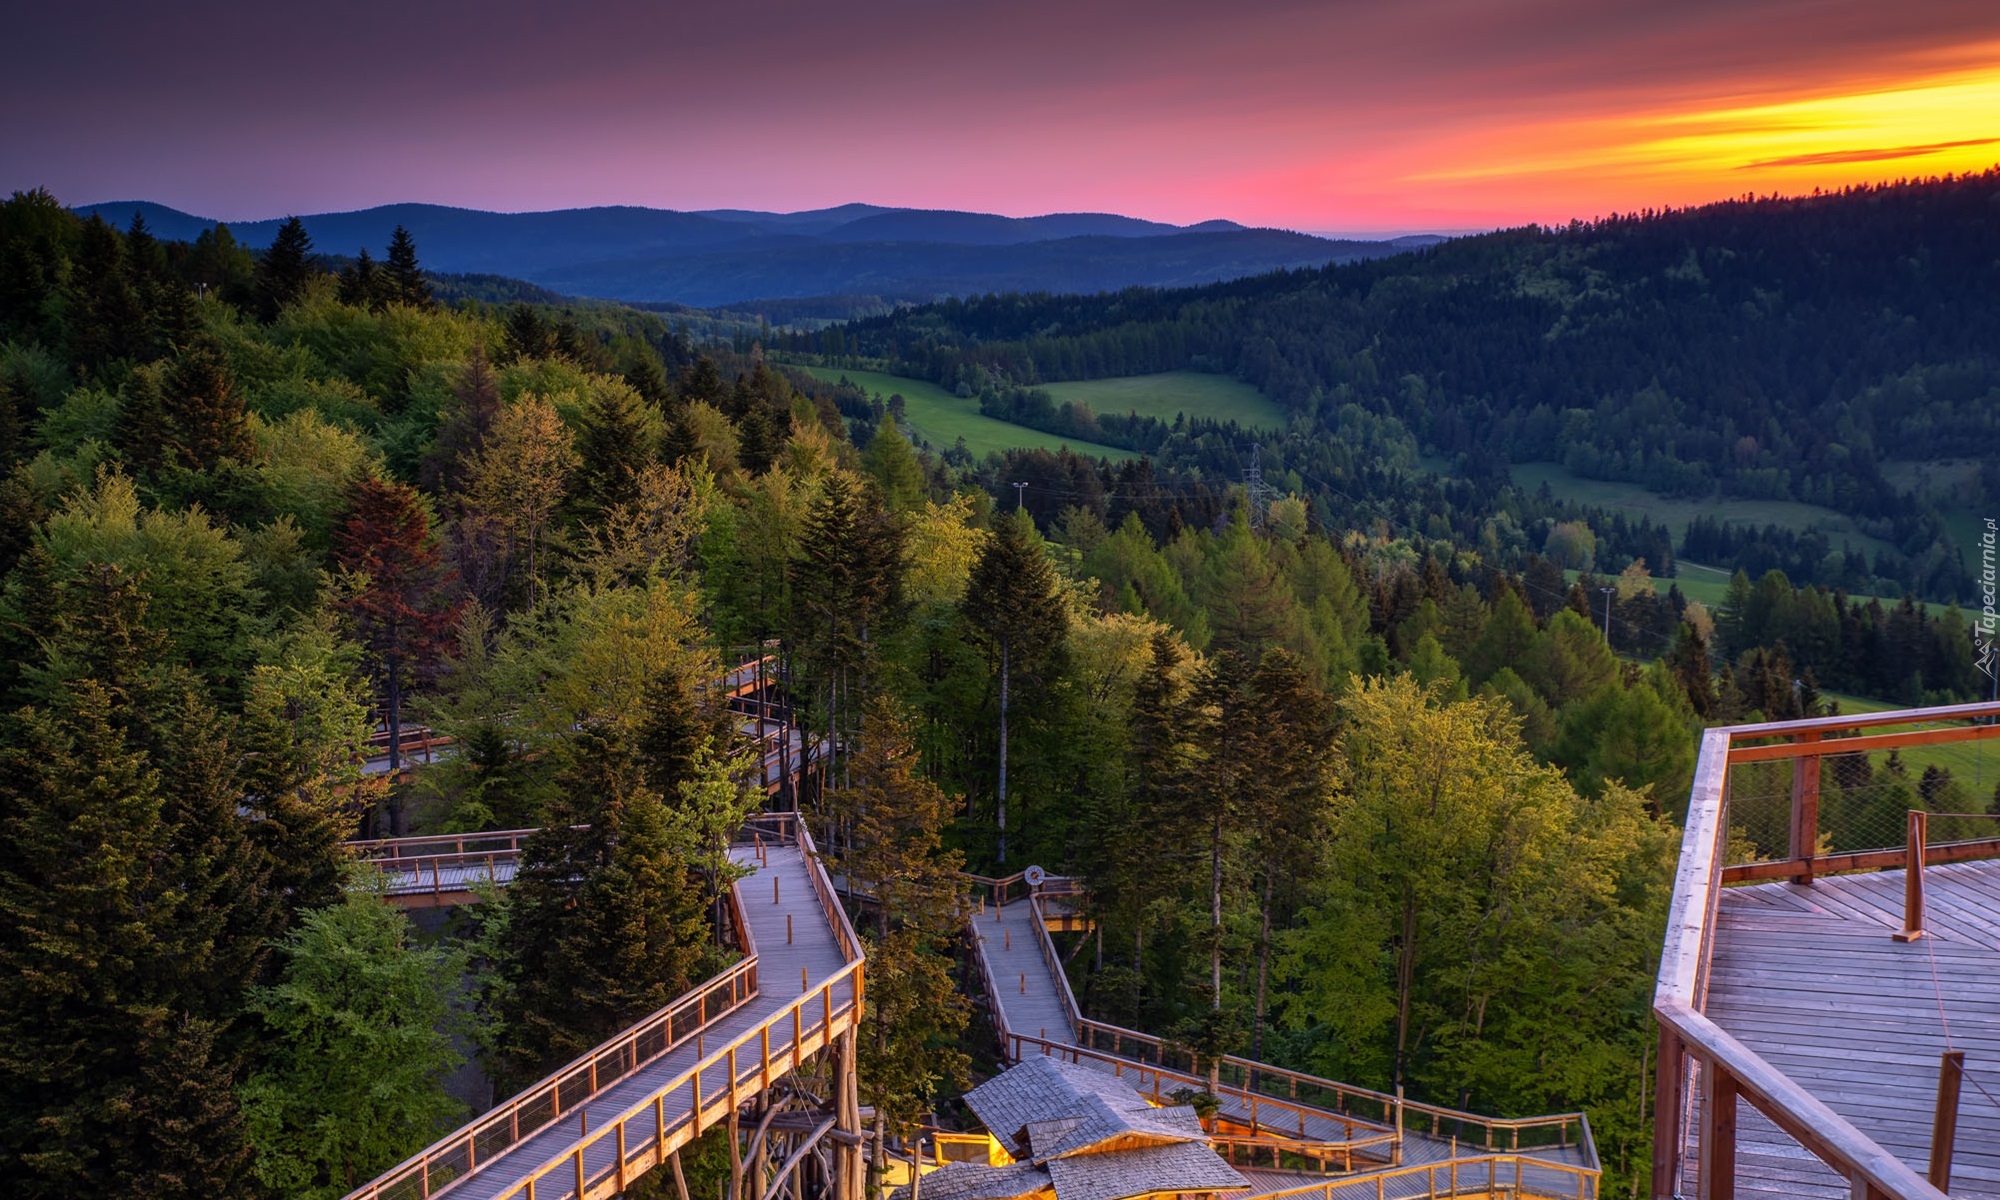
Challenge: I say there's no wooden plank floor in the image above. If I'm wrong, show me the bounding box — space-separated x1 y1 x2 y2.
1697 861 2000 1199
441 845 850 1200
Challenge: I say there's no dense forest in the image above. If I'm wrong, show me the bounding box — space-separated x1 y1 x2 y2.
798 172 2000 602
0 183 1992 1200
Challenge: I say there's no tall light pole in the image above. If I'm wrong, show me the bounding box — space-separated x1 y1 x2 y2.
1600 585 1616 646
1012 482 1028 510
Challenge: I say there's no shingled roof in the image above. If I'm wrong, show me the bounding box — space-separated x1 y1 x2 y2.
915 1057 1248 1200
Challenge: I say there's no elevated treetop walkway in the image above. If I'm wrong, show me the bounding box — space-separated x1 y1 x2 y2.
962 872 1603 1199
346 813 866 1200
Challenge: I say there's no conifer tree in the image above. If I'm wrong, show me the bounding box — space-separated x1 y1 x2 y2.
113 363 174 475
484 725 712 1083
421 349 503 501
572 383 655 523
333 476 458 829
464 393 576 607
240 875 466 1199
160 335 252 469
829 697 970 1171
0 569 258 1196
257 216 318 320
788 472 904 782
66 214 144 376
383 225 432 309
863 419 927 514
960 511 1067 864
338 247 385 309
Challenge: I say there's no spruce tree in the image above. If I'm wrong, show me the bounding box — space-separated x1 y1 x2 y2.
0 569 258 1195
256 216 317 320
421 349 503 501
384 225 431 309
500 304 552 363
960 511 1067 865
485 726 711 1084
572 384 654 523
337 247 384 309
788 472 904 782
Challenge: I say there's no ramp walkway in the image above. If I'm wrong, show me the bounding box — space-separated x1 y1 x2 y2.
347 815 863 1200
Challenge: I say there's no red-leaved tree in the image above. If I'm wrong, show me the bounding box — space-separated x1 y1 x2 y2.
333 476 458 832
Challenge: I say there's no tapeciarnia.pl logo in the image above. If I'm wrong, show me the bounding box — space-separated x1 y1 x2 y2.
1979 517 1997 683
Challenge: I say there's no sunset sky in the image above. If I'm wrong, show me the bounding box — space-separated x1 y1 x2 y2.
6 0 1998 232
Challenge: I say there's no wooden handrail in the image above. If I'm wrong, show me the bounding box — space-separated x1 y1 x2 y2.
1721 700 2000 740
1247 1150 1602 1200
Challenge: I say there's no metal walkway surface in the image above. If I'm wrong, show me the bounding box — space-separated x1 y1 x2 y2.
348 817 864 1200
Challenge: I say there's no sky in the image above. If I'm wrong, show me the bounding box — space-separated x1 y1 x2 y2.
5 0 1999 232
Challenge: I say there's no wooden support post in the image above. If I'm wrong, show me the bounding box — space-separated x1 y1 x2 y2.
672 1148 692 1200
1790 731 1822 883
1929 1050 1964 1191
1699 1063 1737 1200
729 1105 744 1200
1648 1020 1680 1200
787 914 793 944
1894 810 1929 942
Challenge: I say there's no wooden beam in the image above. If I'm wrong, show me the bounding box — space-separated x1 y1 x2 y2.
1718 835 2000 883
1653 1024 1684 1200
1700 1064 1737 1200
1929 1051 1963 1192
1893 811 1928 942
1789 732 1821 884
1729 721 2000 763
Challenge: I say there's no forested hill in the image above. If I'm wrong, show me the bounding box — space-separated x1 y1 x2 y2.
813 172 2000 567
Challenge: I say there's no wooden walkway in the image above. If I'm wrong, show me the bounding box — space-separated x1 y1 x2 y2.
973 893 1598 1198
1695 862 2000 1199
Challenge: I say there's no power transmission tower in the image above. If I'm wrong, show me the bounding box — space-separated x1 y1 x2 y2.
1244 444 1270 530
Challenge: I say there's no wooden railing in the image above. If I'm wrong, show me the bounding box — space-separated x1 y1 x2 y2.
1651 702 2000 1200
1251 1151 1602 1200
1003 1031 1397 1166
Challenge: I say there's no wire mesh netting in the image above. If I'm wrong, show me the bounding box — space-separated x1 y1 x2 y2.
1724 735 2000 867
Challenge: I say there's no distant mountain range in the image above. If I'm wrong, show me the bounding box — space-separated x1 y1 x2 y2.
74 200 1440 310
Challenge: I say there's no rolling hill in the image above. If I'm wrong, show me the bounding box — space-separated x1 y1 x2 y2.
74 200 1415 310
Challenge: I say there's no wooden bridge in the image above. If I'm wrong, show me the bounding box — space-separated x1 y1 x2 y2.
1654 701 2000 1200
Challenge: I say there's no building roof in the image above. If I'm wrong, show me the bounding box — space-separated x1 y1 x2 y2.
1044 1141 1251 1200
924 1057 1248 1200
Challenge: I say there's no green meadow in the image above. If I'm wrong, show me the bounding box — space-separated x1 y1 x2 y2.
1510 461 1899 560
1040 371 1286 429
802 367 1135 461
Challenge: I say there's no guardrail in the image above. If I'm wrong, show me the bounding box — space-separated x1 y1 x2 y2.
1251 1151 1601 1200
1651 702 2000 1200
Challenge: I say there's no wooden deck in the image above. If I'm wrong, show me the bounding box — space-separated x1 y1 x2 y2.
1695 862 2000 1199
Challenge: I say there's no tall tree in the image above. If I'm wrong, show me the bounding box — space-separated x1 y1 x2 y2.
464 393 576 608
159 334 252 470
829 697 970 1188
788 471 904 786
383 225 432 309
240 874 466 1199
257 216 318 320
337 247 386 310
483 725 714 1084
960 512 1067 864
332 476 458 830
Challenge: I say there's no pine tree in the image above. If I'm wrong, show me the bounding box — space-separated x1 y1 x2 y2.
332 476 458 829
863 419 927 514
788 472 904 783
960 511 1067 864
66 214 144 376
464 394 576 608
257 216 318 321
113 363 174 475
383 225 432 309
500 304 552 363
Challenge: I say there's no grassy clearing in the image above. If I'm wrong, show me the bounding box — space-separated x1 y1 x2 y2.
1510 461 1898 559
802 367 1135 462
1039 371 1286 430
